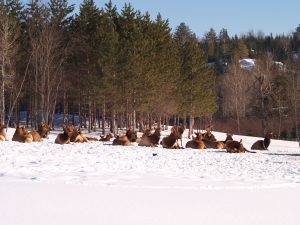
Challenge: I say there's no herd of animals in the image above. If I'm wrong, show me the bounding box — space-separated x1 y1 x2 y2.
0 123 273 153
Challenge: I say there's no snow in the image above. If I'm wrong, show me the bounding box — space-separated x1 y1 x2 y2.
1 128 300 225
239 58 255 70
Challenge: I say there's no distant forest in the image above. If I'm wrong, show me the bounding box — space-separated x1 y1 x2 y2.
1 0 300 139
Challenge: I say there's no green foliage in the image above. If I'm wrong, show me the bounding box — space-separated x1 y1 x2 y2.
174 23 217 117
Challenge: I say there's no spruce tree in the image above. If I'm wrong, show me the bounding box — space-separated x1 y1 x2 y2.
174 23 216 137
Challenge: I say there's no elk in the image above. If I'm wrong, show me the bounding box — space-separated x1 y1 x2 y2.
112 135 131 146
226 139 255 153
85 136 99 141
55 125 71 144
185 132 205 149
126 128 137 142
37 123 51 138
138 127 161 147
12 126 33 143
202 125 216 142
0 124 8 141
136 128 151 144
99 133 113 142
221 133 234 144
69 125 89 143
202 132 228 149
171 125 185 147
160 127 182 149
29 123 52 142
30 130 42 142
251 131 273 150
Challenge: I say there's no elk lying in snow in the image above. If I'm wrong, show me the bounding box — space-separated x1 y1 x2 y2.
138 127 161 147
112 135 131 146
0 124 8 141
185 132 205 149
126 128 137 142
29 123 52 142
55 125 71 144
226 139 255 153
175 125 185 148
30 130 42 142
160 127 182 149
99 133 113 142
38 123 51 138
55 125 88 144
201 132 232 149
251 131 273 150
67 125 88 143
221 133 234 144
202 125 216 142
12 126 33 143
136 128 151 144
85 137 99 141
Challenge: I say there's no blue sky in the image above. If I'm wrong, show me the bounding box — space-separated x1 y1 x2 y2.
43 1 300 37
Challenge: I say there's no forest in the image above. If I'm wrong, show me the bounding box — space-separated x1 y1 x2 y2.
1 0 300 139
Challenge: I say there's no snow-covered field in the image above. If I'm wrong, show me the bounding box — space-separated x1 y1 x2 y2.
1 128 300 225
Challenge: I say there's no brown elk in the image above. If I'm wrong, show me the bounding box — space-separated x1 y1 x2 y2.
12 126 33 143
68 125 89 143
55 125 71 144
226 139 255 153
126 128 137 142
0 124 8 141
112 135 131 146
251 131 273 150
85 137 99 141
136 128 151 144
37 123 51 138
202 125 216 142
138 127 161 147
201 132 230 149
185 132 206 149
160 127 182 149
172 125 185 147
30 130 42 142
99 133 113 142
29 123 52 142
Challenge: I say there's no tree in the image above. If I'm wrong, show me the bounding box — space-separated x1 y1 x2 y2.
0 3 20 123
203 28 218 62
174 23 217 138
222 62 252 134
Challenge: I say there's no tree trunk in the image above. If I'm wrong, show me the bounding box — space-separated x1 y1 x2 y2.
0 62 5 123
102 103 106 135
111 108 116 135
188 114 194 139
133 110 136 131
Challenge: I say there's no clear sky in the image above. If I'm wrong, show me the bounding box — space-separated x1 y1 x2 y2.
55 0 300 37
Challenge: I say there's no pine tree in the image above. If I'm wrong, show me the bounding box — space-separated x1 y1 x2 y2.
49 0 74 28
174 23 217 137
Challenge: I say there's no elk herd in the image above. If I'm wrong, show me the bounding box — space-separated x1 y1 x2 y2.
0 123 274 153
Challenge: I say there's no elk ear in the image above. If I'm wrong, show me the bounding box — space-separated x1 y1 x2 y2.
239 139 243 144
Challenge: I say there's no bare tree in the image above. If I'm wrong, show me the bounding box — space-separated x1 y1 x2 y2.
0 6 19 123
251 57 275 135
27 3 66 127
222 62 252 134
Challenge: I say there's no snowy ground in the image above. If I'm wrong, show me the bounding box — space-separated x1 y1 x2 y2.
1 128 300 225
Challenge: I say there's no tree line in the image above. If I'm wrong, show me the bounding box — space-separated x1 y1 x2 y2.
0 0 300 139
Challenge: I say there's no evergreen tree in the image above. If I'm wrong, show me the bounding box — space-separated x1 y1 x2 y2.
203 27 218 62
49 0 74 28
174 23 217 137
